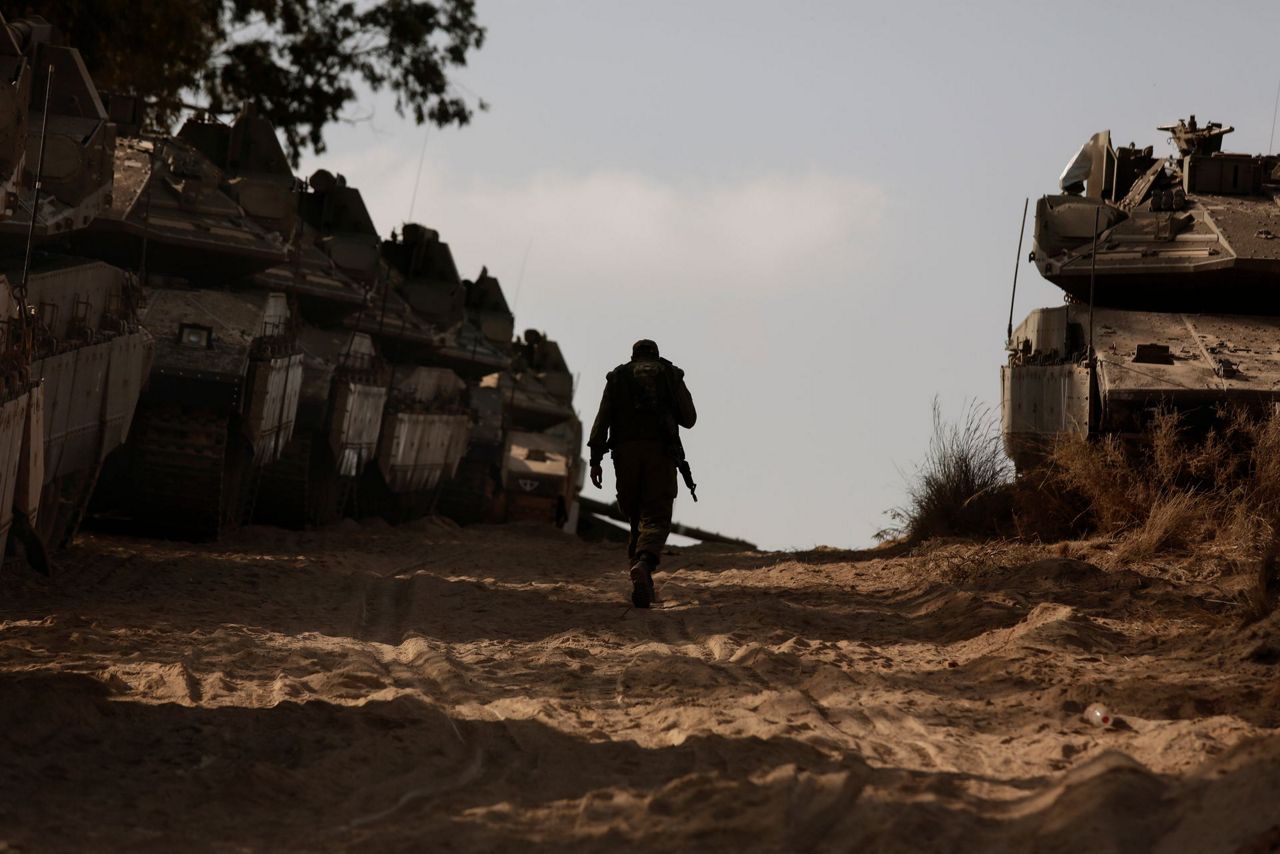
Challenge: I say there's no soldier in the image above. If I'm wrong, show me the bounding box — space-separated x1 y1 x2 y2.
588 339 697 608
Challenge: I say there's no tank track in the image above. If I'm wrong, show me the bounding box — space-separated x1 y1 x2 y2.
130 403 251 539
436 454 498 524
353 465 440 524
255 432 350 528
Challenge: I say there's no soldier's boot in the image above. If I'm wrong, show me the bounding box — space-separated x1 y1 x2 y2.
629 553 657 609
644 554 661 603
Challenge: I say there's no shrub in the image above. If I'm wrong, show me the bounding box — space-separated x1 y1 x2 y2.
1016 407 1280 607
1115 491 1204 563
887 400 1280 599
883 399 1013 542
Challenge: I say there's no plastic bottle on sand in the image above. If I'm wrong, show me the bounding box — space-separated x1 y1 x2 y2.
1083 703 1113 728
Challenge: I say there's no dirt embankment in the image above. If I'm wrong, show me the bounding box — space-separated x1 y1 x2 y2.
0 521 1278 852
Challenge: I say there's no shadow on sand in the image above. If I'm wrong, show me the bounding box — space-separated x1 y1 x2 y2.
4 671 1278 852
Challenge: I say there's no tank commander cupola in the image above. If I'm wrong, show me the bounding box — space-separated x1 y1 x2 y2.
1157 115 1233 158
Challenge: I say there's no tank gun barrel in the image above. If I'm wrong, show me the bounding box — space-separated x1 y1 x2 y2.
580 496 757 550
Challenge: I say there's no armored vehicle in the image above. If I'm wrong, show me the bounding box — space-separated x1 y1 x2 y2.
438 326 584 530
503 423 580 528
127 288 299 534
374 229 515 523
0 15 151 555
78 112 302 537
432 264 516 523
176 109 387 527
1004 116 1280 465
501 329 582 528
371 225 585 527
338 222 486 520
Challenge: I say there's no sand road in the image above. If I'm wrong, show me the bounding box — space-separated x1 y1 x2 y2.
1 520 1278 852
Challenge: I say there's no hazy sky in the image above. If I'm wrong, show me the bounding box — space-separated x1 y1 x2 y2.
300 0 1280 550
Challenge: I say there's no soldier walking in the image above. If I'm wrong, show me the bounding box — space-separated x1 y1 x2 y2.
588 339 697 608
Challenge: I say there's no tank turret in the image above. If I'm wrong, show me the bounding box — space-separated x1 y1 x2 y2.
383 223 466 331
373 224 508 377
0 14 151 555
178 105 299 239
173 109 390 528
300 169 381 289
0 15 32 216
465 266 514 350
74 111 304 538
1031 117 1280 312
0 16 116 239
1005 114 1280 465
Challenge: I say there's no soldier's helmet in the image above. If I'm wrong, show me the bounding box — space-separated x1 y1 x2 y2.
632 339 659 359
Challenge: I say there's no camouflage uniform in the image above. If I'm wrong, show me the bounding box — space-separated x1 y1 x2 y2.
588 340 697 594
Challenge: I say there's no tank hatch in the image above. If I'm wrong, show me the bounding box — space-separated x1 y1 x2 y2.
1032 116 1280 313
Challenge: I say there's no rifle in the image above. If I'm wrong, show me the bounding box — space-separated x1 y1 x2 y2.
655 362 699 502
678 459 698 502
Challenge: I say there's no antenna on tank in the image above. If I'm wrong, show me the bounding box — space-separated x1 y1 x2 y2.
137 146 155 287
1087 206 1100 432
511 236 533 315
18 64 54 332
407 127 429 222
1271 77 1280 155
1088 206 1099 360
1005 198 1029 345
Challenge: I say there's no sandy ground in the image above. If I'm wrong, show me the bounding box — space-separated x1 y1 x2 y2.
1 520 1279 853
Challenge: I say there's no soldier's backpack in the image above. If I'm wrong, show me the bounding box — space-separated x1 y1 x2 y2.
625 358 680 416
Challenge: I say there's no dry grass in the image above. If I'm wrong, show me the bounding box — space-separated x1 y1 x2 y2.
1116 491 1202 563
887 402 1280 619
1018 407 1280 619
883 400 1013 542
877 391 1280 639
915 538 1048 584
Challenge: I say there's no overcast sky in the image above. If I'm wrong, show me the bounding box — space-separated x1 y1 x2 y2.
300 0 1280 550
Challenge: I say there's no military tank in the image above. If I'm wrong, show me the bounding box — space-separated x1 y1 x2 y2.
434 266 515 523
0 14 151 555
501 329 583 528
0 17 588 547
1004 115 1280 466
383 237 520 527
175 109 388 527
346 222 478 520
377 232 582 527
74 103 303 537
